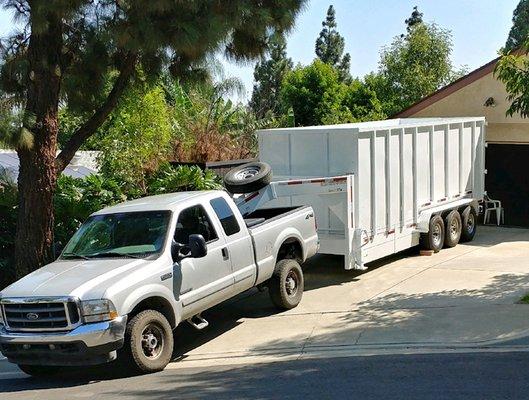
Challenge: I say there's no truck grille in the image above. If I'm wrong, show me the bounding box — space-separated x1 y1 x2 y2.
1 299 80 332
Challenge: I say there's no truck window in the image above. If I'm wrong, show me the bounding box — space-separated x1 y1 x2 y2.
210 197 241 236
174 205 218 244
61 211 171 258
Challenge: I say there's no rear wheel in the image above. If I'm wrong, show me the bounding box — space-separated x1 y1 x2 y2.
460 206 477 242
17 364 62 377
269 259 304 310
444 210 462 248
123 310 174 373
223 162 272 193
420 215 445 252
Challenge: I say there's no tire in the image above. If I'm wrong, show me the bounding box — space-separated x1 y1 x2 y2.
444 210 462 248
224 162 272 194
123 310 174 373
269 259 304 310
17 364 62 377
460 206 477 242
420 214 445 253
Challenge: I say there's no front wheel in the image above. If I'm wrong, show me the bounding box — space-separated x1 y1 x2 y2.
123 310 174 373
269 259 304 310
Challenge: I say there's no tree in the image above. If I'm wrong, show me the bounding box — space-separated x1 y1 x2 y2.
495 51 529 117
315 5 351 82
405 6 424 33
166 75 265 162
281 60 350 126
0 0 307 278
343 80 385 122
505 1 529 51
98 84 173 195
250 33 293 118
372 22 464 116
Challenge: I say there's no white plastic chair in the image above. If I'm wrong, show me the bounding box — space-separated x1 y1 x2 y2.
483 194 504 226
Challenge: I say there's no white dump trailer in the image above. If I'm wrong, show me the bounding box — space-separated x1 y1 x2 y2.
251 118 486 270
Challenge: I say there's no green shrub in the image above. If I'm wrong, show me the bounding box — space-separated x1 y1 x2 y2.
146 163 222 194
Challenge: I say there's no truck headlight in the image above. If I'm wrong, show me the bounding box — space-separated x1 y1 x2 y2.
80 299 118 323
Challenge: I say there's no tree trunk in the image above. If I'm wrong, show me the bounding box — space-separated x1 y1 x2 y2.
14 12 63 278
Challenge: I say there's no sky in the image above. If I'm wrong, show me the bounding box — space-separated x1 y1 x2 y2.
0 0 520 102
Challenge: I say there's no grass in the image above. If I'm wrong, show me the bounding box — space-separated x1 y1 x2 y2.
519 294 529 304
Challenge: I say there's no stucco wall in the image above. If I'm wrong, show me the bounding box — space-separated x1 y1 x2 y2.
411 71 529 143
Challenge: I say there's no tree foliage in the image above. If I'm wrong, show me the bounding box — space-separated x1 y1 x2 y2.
98 84 173 194
0 0 307 277
343 80 384 122
372 22 465 116
505 0 529 51
250 33 293 118
495 52 529 117
281 60 348 126
315 5 351 82
405 6 424 34
281 60 384 126
166 76 271 162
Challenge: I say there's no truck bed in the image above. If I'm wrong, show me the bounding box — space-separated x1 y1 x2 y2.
244 206 300 228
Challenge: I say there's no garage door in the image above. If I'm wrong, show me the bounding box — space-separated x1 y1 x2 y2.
486 143 529 227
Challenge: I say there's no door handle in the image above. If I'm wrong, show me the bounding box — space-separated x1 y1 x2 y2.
221 247 229 260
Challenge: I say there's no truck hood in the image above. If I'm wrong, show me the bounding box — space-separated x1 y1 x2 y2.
0 258 146 300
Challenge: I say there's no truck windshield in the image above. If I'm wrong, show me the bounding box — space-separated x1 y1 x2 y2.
61 211 171 259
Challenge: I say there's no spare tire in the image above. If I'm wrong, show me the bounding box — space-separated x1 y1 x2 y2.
224 162 272 193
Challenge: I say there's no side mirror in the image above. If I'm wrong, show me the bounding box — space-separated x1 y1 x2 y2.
171 235 207 262
188 234 207 258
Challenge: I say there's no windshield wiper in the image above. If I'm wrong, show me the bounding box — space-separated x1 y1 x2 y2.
61 252 90 260
85 251 147 259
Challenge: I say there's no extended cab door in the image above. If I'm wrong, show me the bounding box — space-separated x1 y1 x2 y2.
209 196 256 293
173 203 234 317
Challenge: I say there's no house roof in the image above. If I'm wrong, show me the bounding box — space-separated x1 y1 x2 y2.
393 56 501 118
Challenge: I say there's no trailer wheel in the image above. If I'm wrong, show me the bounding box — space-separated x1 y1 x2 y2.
460 206 477 242
420 215 445 252
223 162 272 193
269 259 304 310
122 310 174 373
444 210 462 248
17 364 62 377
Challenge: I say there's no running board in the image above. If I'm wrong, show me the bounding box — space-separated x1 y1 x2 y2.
187 314 209 330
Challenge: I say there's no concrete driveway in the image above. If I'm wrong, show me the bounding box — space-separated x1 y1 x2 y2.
172 226 529 367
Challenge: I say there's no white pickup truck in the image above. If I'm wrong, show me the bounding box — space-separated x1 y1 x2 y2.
0 177 318 375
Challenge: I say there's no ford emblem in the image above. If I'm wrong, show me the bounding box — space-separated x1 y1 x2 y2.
26 312 39 320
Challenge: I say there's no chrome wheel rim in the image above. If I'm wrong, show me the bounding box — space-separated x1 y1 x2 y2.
432 223 442 247
141 323 164 360
450 217 461 240
235 167 260 180
285 270 299 297
466 213 475 234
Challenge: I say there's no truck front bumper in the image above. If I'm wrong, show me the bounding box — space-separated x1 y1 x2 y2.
0 316 127 366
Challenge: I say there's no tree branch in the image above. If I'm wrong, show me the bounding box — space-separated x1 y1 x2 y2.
55 53 137 172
